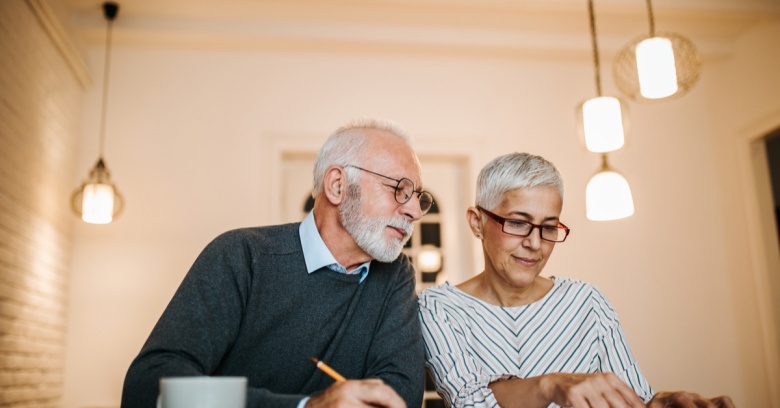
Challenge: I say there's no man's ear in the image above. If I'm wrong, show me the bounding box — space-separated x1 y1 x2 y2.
322 166 346 205
466 207 484 239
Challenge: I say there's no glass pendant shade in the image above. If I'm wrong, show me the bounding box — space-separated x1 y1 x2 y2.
636 37 678 99
81 183 115 224
578 96 628 153
586 162 634 221
71 158 125 224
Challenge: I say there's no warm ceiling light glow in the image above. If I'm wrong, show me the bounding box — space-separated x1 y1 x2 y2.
586 161 634 221
72 158 124 223
81 183 115 224
580 96 626 153
417 245 442 273
636 37 678 99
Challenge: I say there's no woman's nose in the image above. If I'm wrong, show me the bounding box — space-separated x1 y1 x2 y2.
522 227 543 249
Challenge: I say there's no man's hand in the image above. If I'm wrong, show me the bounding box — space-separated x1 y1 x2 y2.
305 379 406 408
648 391 735 408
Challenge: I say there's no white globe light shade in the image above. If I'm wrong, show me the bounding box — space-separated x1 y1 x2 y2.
586 170 635 221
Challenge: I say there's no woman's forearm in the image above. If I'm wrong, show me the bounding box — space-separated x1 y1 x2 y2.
488 375 552 408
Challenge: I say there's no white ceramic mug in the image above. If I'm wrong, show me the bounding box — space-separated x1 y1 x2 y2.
157 376 247 408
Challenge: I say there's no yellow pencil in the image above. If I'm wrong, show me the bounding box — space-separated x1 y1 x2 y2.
310 357 347 382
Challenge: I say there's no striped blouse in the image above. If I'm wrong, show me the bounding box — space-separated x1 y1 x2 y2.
418 277 654 407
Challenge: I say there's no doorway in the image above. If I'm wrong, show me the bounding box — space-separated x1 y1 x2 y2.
765 128 780 236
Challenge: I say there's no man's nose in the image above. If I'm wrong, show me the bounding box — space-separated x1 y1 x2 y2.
401 194 424 221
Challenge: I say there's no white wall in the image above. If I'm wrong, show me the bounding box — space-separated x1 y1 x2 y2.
706 21 780 407
63 24 780 408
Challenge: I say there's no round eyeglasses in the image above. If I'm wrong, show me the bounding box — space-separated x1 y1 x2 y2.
345 165 434 215
477 206 570 242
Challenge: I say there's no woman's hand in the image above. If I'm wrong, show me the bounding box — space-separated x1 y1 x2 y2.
647 391 735 408
490 372 645 408
539 372 646 408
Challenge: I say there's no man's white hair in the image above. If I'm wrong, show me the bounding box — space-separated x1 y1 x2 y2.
312 118 412 197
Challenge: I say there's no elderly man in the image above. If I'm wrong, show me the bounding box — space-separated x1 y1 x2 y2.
121 118 432 408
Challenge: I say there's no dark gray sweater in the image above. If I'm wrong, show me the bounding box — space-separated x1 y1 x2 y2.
121 223 424 408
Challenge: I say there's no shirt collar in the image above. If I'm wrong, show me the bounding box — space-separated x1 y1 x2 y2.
299 211 371 281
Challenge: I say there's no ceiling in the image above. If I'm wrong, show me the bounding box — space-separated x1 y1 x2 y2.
50 0 780 58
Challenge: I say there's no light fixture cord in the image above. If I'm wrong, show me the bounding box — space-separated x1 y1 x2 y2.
98 6 117 159
645 0 656 37
587 0 602 96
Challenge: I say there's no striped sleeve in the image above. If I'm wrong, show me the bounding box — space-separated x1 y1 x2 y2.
590 286 655 402
418 290 509 407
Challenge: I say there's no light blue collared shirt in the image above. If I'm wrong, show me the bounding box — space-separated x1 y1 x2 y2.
299 211 371 283
297 212 370 407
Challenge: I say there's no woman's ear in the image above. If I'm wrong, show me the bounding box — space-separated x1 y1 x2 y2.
322 166 345 205
466 207 484 239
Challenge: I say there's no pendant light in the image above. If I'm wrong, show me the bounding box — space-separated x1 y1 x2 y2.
586 154 635 221
71 2 124 224
418 245 443 274
613 0 702 101
577 0 629 154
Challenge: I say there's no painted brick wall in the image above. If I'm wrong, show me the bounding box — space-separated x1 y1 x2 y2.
0 0 85 406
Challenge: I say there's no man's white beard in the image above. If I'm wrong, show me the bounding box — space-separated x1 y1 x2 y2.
340 184 413 262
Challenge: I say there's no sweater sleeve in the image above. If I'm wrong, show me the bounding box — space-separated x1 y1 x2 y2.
362 256 426 408
120 231 307 408
418 290 509 408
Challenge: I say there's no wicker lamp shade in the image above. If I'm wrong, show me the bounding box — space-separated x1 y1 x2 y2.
613 32 702 101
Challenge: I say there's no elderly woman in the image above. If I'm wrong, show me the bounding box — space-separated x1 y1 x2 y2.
418 152 734 408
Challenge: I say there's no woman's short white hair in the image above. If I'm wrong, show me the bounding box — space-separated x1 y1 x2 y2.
475 152 564 210
312 118 412 197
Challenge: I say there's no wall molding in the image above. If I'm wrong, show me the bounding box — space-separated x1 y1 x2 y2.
25 0 91 88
